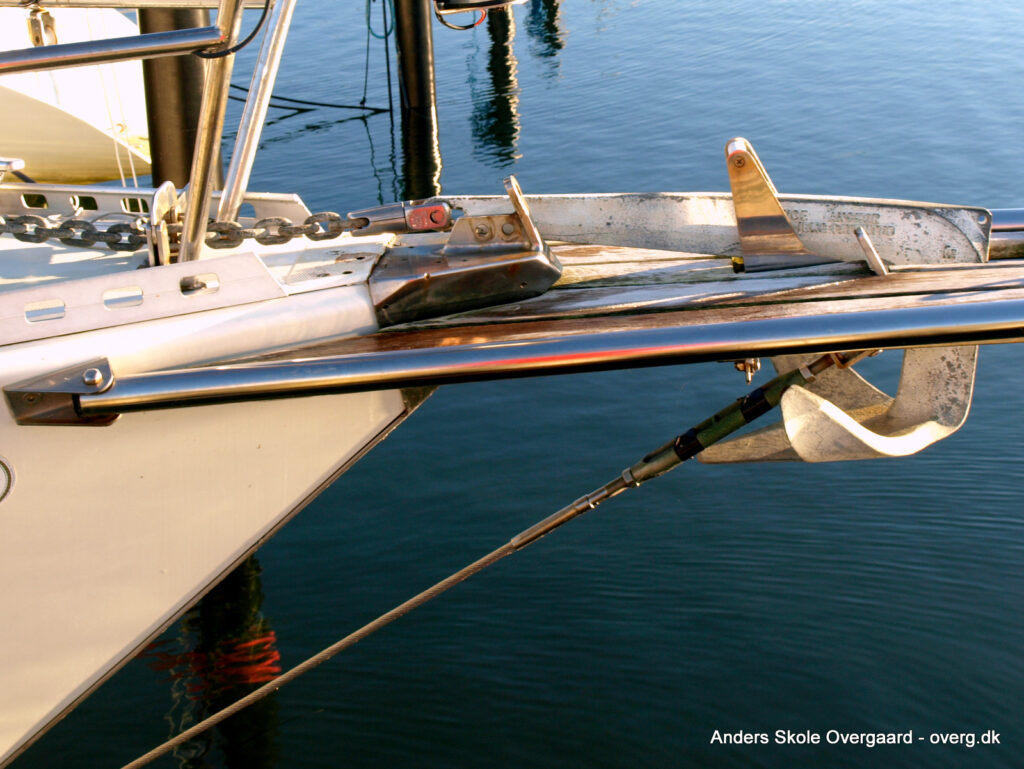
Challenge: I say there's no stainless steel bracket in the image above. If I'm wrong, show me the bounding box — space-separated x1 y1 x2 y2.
726 137 843 272
368 176 562 326
5 359 117 426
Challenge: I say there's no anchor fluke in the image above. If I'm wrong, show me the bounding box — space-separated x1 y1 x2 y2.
699 346 978 463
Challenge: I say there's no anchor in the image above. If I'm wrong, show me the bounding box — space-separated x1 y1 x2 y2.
702 138 981 463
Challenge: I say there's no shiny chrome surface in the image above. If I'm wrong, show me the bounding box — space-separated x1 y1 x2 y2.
177 0 247 262
725 137 839 272
990 209 1024 260
990 231 1024 260
0 26 223 74
992 209 1024 231
42 295 1024 423
218 0 298 222
7 359 116 426
368 176 560 325
147 182 181 265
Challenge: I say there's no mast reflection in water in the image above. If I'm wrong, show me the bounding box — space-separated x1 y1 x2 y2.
140 557 281 768
470 7 521 167
525 0 564 71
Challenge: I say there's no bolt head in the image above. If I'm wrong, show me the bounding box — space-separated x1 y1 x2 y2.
82 367 104 387
732 156 746 168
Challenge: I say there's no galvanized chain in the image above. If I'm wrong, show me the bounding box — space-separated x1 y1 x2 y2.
180 211 361 249
0 214 147 252
0 211 367 252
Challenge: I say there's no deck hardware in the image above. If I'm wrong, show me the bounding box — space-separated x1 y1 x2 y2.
733 357 761 384
726 137 843 272
367 176 561 325
5 358 117 426
147 181 181 266
855 226 889 276
26 7 58 46
347 200 453 236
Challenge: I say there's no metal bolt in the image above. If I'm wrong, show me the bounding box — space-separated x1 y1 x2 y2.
474 224 492 240
22 393 38 404
733 357 761 384
732 156 746 168
430 209 446 224
501 222 516 236
82 367 104 387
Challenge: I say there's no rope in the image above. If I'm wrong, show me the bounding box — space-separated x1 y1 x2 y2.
365 0 395 39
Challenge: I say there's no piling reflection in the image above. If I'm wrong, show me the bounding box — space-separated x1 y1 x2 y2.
470 7 521 167
525 0 564 69
141 557 281 769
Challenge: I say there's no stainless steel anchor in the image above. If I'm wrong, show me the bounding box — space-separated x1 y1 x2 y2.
704 138 986 463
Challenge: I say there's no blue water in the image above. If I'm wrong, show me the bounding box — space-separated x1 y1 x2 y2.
18 1 1024 767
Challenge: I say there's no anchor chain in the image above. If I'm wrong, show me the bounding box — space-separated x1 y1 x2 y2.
0 211 371 252
0 214 147 251
181 211 362 249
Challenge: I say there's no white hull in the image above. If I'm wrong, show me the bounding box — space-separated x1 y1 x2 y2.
0 237 414 764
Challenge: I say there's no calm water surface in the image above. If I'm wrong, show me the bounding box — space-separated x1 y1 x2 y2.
19 1 1024 767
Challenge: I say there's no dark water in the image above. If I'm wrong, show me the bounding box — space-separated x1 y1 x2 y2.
19 1 1024 767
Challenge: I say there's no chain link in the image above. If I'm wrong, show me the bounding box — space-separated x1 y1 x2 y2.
0 213 147 251
199 213 363 249
0 211 364 253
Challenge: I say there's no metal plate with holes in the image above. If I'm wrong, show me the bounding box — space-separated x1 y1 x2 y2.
441 192 991 267
0 253 284 346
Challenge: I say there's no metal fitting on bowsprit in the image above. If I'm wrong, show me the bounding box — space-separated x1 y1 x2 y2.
346 201 452 236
